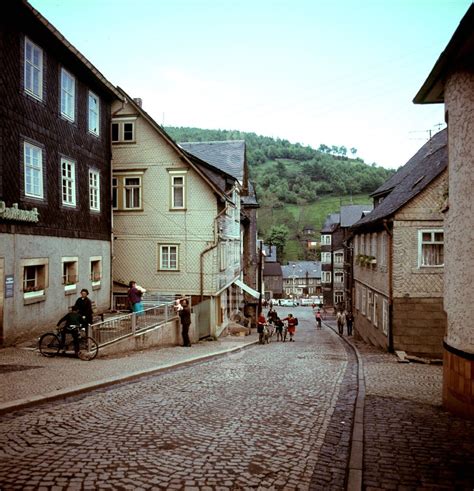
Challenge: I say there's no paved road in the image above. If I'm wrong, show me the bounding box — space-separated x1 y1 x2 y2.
0 308 356 490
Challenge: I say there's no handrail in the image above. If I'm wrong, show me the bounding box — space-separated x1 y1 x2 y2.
90 301 179 347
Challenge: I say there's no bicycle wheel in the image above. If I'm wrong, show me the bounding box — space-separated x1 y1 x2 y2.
39 333 61 357
77 336 99 361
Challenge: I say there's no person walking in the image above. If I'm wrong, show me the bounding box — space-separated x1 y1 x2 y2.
315 310 322 329
179 298 192 347
128 281 145 315
257 312 266 344
336 310 346 336
74 288 93 332
346 311 354 336
282 313 298 342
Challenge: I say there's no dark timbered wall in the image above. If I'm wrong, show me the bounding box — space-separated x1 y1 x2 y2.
0 2 114 241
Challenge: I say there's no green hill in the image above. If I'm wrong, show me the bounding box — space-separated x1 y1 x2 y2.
165 126 390 261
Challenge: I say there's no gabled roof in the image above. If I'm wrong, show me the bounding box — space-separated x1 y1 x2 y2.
180 141 246 183
321 213 340 233
114 88 237 202
340 204 373 227
241 181 259 208
352 128 447 231
414 4 474 104
281 261 321 279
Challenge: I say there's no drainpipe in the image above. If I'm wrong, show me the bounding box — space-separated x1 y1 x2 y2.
383 219 394 353
200 206 227 301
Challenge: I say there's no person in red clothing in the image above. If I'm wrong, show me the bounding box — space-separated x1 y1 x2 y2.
257 312 267 344
282 313 297 342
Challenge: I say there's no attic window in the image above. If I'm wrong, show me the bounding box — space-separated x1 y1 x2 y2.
412 175 425 189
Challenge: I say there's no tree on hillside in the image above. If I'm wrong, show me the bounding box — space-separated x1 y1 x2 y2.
265 224 290 260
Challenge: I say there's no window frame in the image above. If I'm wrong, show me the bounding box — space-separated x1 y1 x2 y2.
334 252 344 264
112 177 118 210
123 176 142 210
321 234 331 245
90 256 102 289
24 37 43 100
321 271 331 283
373 293 379 327
89 169 101 211
382 298 389 335
321 252 331 264
61 157 77 207
418 229 444 268
334 271 344 284
21 258 48 304
88 91 100 136
111 118 136 143
170 172 187 210
24 141 44 199
60 68 75 122
159 244 179 271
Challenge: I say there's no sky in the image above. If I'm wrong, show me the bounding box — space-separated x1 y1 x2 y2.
30 0 472 169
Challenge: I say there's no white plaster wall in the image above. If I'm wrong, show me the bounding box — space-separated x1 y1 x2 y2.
444 71 474 352
0 233 110 344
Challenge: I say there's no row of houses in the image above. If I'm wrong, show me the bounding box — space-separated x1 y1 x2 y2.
0 0 260 346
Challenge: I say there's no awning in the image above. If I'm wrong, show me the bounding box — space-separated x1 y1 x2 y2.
233 279 260 299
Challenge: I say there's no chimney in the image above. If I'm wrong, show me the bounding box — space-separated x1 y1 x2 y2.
133 98 143 107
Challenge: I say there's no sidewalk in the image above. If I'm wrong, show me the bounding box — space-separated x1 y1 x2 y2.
324 319 474 490
0 331 259 414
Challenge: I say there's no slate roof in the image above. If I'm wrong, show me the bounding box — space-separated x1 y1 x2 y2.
352 128 447 231
263 262 282 276
241 182 259 207
321 213 340 233
340 204 373 228
281 261 321 279
262 244 278 262
180 141 246 183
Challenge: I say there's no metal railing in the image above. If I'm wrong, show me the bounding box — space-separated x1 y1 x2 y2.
91 301 178 348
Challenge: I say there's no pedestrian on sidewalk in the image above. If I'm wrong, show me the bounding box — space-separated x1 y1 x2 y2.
257 312 267 344
274 317 284 341
179 298 192 347
336 310 346 336
282 314 298 342
128 281 146 315
74 288 93 332
346 311 354 336
315 310 322 329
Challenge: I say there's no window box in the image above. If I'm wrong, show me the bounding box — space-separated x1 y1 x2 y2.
24 288 45 300
64 283 77 292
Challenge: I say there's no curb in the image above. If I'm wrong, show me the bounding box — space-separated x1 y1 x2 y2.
0 339 258 416
322 321 365 491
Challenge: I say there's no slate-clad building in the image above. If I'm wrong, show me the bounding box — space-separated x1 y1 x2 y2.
0 0 121 345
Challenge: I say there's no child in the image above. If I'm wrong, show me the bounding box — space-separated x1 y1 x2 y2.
282 313 298 342
274 317 284 341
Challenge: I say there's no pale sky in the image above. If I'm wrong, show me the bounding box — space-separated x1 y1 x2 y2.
30 0 471 169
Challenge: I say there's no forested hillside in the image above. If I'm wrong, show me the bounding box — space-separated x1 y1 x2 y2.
165 126 394 261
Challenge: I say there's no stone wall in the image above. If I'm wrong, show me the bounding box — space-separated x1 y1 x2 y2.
392 297 446 357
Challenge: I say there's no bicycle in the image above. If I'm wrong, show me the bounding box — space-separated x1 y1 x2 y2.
38 325 99 361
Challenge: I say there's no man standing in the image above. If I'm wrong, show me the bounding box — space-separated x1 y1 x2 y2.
74 288 93 331
179 298 192 347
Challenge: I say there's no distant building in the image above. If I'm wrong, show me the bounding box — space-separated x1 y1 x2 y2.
263 261 283 300
281 261 322 299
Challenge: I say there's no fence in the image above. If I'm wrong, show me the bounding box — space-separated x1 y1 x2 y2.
91 300 179 348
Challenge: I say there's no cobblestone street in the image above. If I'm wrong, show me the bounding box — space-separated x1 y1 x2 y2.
0 308 355 490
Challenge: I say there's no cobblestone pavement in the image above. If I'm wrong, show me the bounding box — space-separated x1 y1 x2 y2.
0 308 357 490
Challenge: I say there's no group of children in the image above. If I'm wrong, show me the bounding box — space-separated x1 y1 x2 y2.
257 309 298 344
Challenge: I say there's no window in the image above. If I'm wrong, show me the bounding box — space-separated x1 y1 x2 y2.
24 142 43 198
356 284 361 311
419 230 444 267
367 290 373 321
354 236 359 255
124 177 142 209
24 38 43 100
361 234 366 255
321 252 331 263
321 235 331 245
220 241 227 271
380 232 387 268
90 257 102 288
334 291 344 305
88 91 100 135
170 173 186 209
60 68 75 121
322 271 331 283
62 257 78 290
112 119 135 143
382 298 389 335
89 170 100 211
21 258 48 302
371 233 377 258
334 252 344 264
159 245 178 270
361 287 367 315
373 294 379 327
61 158 76 207
112 177 118 209
334 271 344 284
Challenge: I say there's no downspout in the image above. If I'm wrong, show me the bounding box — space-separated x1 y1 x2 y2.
383 219 394 353
200 206 227 301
